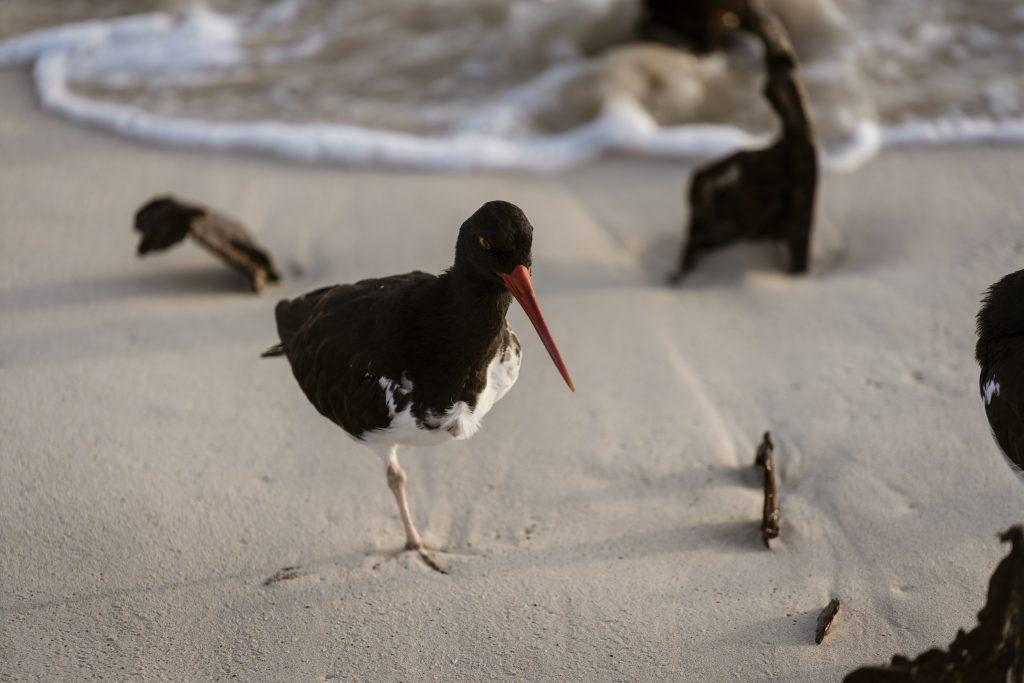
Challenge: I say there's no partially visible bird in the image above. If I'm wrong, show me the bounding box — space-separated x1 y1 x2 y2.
262 201 574 572
976 268 1024 479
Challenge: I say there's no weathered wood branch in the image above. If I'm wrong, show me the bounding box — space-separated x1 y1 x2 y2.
666 0 818 281
134 196 281 293
844 525 1024 682
754 430 780 547
816 598 841 645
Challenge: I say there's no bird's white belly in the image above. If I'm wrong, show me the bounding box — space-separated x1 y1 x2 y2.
363 338 522 447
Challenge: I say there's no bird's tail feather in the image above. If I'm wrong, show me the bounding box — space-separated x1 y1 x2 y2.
261 343 285 358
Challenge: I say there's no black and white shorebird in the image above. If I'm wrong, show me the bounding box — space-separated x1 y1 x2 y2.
262 201 574 572
976 268 1024 480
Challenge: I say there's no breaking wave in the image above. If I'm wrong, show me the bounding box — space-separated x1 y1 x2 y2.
1 0 1022 171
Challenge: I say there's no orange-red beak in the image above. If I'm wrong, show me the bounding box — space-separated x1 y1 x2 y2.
499 265 574 392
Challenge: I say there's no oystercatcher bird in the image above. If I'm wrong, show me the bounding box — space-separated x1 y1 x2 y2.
262 201 573 572
976 268 1024 479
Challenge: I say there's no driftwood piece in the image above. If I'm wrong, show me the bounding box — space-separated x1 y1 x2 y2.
845 526 1024 682
670 0 818 281
134 195 281 293
753 431 780 547
816 598 841 644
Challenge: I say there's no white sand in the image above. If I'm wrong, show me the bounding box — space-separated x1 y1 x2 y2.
1 67 1022 680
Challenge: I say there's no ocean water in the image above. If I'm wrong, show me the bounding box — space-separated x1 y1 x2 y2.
0 0 1021 171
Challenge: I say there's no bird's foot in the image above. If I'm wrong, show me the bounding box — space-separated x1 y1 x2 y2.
367 542 467 574
406 541 448 575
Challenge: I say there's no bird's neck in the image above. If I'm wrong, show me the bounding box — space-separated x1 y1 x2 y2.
443 269 511 355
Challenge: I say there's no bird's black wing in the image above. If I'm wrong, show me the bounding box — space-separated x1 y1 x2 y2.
272 285 334 351
982 348 1024 476
273 272 438 439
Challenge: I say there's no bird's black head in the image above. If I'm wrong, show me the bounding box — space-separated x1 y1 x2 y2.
976 268 1024 365
450 200 574 392
453 200 533 286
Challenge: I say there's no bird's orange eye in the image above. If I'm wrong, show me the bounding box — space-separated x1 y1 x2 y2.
478 236 491 251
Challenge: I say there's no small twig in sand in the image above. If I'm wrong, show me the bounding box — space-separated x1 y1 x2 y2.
134 195 281 293
844 525 1024 681
754 431 780 548
816 598 841 644
263 565 302 586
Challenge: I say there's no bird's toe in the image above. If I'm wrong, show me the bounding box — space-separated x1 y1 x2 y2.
415 548 448 575
402 541 448 574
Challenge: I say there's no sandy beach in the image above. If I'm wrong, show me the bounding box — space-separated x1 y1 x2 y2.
1 61 1022 680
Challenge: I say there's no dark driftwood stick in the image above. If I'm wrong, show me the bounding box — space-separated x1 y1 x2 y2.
754 431 780 547
134 195 281 293
844 525 1024 682
816 598 841 644
670 0 818 281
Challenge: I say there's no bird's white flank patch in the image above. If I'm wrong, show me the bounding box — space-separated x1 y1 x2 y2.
378 374 413 417
423 337 522 440
983 377 1001 405
364 334 522 447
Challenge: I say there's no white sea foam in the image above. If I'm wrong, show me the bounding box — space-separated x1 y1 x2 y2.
883 118 1024 148
0 0 1021 172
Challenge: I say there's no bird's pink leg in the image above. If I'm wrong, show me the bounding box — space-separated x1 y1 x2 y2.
384 447 446 574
